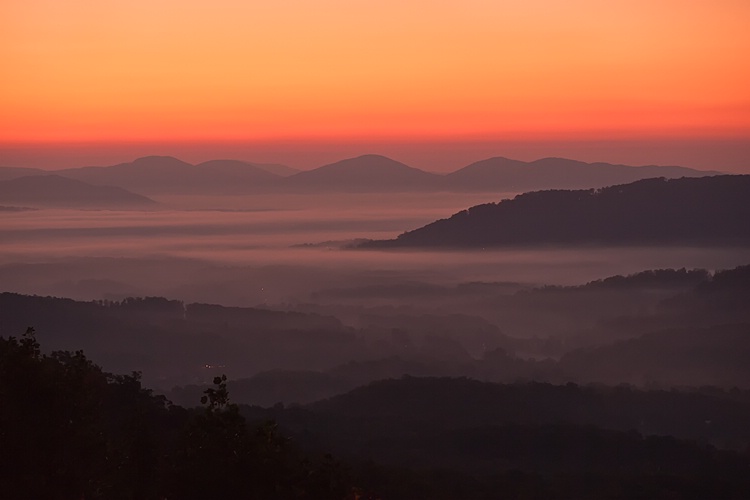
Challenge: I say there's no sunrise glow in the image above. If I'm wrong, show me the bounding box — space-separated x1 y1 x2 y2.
2 0 749 148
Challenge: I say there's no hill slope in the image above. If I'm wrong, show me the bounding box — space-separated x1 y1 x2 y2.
0 175 157 208
364 175 750 247
0 166 47 182
562 323 750 387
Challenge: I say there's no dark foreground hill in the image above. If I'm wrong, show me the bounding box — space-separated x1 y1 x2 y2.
364 175 750 248
0 293 348 387
0 175 157 209
4 329 750 500
247 377 750 498
0 330 354 500
299 376 750 451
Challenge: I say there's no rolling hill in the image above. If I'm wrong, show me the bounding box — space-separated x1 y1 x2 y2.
363 175 750 248
58 156 284 194
561 323 750 387
0 175 157 209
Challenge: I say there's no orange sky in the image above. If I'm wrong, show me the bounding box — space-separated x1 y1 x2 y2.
1 0 749 169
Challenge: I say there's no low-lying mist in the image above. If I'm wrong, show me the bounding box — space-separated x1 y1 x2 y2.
1 191 748 307
2 190 749 398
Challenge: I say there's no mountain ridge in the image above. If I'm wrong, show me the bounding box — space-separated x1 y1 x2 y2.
447 156 722 191
0 165 48 182
0 154 725 195
57 156 284 195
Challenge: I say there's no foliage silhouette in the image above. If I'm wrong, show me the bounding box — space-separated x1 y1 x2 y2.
0 330 353 499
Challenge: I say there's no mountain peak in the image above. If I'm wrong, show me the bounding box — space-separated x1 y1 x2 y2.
319 154 414 171
285 154 442 192
133 155 182 162
351 153 390 160
129 156 191 167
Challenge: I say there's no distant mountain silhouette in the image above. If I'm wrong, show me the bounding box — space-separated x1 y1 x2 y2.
250 162 301 177
0 175 157 209
193 159 293 179
58 156 284 195
0 166 47 182
2 154 726 194
447 157 721 192
282 154 443 192
364 175 750 248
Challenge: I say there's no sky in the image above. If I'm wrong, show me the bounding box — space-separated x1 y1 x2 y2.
1 0 749 172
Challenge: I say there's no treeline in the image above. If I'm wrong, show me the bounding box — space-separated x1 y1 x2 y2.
0 329 353 500
0 292 354 387
3 264 749 405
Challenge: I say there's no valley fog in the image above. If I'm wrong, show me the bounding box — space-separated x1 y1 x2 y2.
1 192 747 307
2 189 749 397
